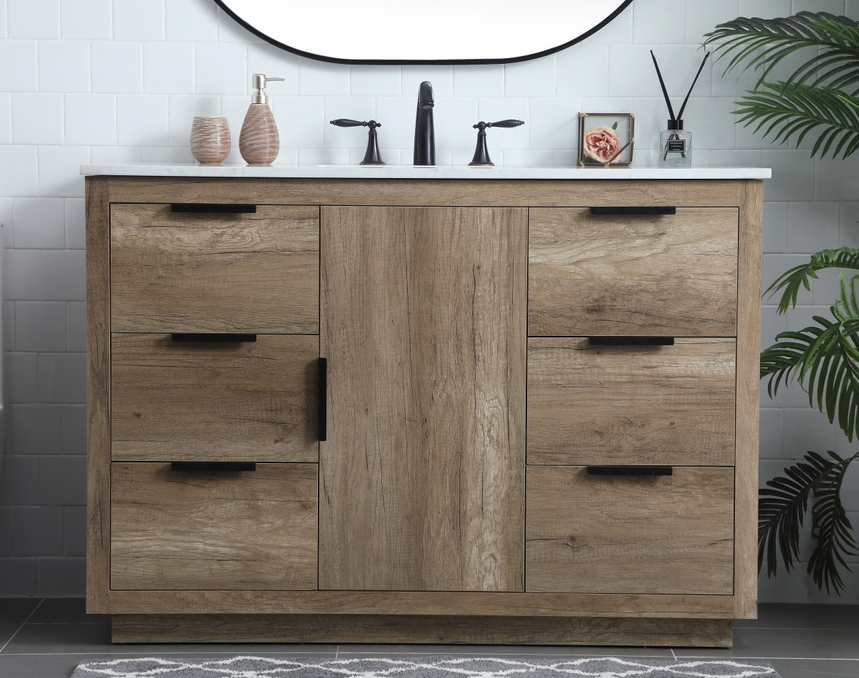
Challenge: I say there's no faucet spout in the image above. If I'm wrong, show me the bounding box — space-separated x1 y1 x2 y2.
414 81 435 166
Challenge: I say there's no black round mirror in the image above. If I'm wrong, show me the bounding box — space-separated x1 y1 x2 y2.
215 0 635 64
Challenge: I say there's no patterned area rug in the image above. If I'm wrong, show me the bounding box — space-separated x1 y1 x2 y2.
71 655 781 678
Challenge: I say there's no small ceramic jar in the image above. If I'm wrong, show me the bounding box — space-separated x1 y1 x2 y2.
190 116 231 165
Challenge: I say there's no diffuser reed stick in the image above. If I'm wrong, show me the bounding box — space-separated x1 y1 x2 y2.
651 50 710 164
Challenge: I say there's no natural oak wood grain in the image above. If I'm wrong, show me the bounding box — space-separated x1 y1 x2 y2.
112 615 732 647
96 588 737 617
111 334 319 462
735 180 763 618
319 206 526 592
529 208 738 336
86 175 764 643
86 177 111 613
527 338 736 466
100 177 744 209
110 462 317 591
526 466 734 595
110 204 319 333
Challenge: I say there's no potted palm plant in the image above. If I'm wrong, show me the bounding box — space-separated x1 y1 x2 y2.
705 11 859 595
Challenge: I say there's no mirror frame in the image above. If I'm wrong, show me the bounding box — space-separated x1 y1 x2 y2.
214 0 635 65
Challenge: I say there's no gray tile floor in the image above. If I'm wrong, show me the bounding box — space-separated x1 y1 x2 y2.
0 600 856 678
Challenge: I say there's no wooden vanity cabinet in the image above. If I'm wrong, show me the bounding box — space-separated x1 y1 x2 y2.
86 176 762 647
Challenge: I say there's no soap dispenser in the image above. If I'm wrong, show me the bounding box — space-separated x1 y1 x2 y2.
239 74 284 165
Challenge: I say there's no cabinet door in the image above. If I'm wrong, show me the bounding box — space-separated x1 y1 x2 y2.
319 206 526 591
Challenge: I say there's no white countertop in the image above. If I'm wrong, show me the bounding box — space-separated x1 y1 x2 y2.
80 163 771 180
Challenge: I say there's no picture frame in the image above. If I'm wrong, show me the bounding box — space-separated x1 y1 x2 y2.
577 113 635 167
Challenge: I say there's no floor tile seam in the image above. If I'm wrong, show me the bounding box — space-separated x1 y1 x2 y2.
0 651 343 657
734 626 859 633
675 655 859 661
0 599 44 654
332 652 676 658
23 621 108 626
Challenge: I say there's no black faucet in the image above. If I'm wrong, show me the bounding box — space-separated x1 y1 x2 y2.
414 81 435 166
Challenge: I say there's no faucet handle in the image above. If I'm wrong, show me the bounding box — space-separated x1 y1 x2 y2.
469 120 525 167
329 119 384 165
330 119 381 129
474 119 525 130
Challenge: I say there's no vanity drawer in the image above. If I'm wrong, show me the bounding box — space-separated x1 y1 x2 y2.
525 466 734 595
528 207 738 336
110 203 319 333
111 333 320 462
110 462 318 591
527 337 735 466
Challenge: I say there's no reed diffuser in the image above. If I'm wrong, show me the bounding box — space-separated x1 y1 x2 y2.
651 50 709 166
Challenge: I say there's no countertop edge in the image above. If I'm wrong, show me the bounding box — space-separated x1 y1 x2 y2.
80 164 772 180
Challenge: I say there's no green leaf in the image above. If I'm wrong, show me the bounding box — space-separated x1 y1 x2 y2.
763 249 859 313
759 451 836 577
704 12 859 159
733 83 859 159
760 282 859 442
808 452 859 594
705 12 859 94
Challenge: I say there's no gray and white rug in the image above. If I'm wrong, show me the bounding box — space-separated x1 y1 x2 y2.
71 655 780 678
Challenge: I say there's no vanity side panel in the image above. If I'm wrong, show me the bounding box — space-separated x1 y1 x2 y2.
86 176 111 613
735 180 763 618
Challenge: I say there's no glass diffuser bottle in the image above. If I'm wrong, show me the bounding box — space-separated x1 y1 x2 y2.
651 50 709 168
660 118 692 167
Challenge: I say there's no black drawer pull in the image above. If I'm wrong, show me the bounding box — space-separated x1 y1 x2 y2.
588 336 674 346
170 203 257 213
587 465 673 476
171 333 257 343
319 357 328 442
171 462 257 472
589 206 677 216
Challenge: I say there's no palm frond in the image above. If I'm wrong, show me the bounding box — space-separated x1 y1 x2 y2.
704 12 859 94
735 83 859 159
758 451 836 577
808 452 859 594
760 279 859 442
764 249 859 313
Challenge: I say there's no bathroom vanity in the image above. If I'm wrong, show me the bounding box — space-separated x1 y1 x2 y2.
83 164 768 646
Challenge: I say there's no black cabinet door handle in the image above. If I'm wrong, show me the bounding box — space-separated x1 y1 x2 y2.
170 462 257 472
589 206 676 216
588 336 674 346
171 333 257 343
587 465 673 476
319 357 328 442
170 203 257 213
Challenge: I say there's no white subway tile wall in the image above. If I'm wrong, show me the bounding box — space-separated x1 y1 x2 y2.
0 0 857 601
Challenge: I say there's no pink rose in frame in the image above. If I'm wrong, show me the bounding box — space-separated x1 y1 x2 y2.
583 124 621 163
577 113 634 166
